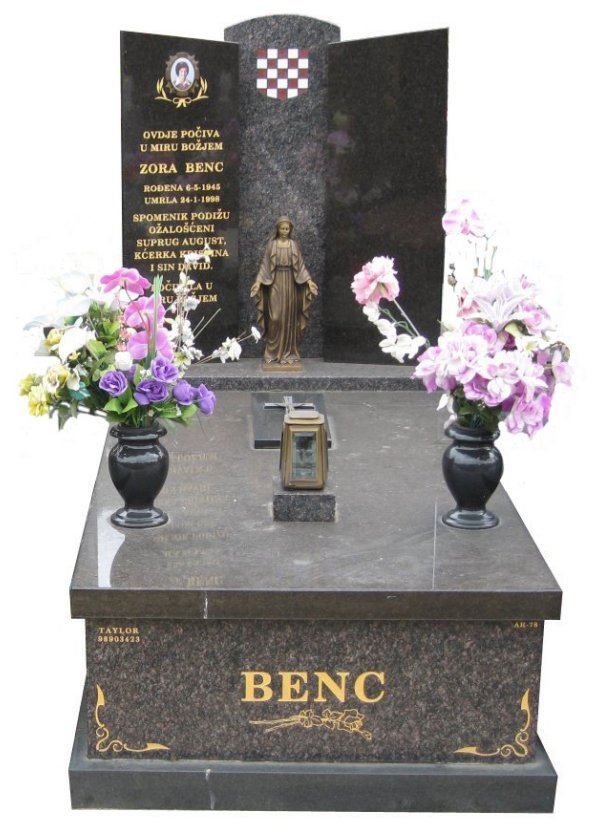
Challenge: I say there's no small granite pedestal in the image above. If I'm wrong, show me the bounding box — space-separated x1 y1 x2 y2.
69 387 560 812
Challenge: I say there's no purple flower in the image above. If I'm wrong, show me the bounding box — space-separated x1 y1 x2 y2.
134 379 168 405
99 370 129 397
151 357 179 384
194 383 216 415
173 380 196 406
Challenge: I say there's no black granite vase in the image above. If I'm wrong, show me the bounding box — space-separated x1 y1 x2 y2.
442 422 503 530
108 423 169 529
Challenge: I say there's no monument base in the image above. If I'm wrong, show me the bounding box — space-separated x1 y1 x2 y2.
69 696 556 812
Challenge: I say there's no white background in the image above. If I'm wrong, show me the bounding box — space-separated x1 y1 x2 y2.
3 1 598 830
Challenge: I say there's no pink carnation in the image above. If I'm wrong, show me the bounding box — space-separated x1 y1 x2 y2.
351 256 399 305
505 393 552 437
100 268 151 296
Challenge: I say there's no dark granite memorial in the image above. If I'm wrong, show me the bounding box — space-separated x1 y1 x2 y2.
69 391 560 811
121 31 239 346
71 15 559 814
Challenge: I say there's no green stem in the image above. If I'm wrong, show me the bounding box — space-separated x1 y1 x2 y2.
149 275 163 366
391 299 421 338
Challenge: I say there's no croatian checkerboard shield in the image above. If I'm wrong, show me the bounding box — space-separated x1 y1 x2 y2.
256 48 309 99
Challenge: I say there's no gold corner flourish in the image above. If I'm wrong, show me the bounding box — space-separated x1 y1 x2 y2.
250 708 372 741
454 689 531 759
155 76 208 108
94 684 170 754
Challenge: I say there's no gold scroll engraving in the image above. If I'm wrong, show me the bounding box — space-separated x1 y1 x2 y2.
94 684 170 754
250 708 372 741
455 689 532 759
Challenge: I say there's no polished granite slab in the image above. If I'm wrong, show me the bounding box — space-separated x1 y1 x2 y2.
187 358 420 390
70 391 561 620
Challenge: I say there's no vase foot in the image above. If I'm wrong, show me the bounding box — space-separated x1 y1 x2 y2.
110 507 169 529
442 508 499 530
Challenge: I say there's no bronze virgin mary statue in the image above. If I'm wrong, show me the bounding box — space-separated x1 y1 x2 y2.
250 216 318 370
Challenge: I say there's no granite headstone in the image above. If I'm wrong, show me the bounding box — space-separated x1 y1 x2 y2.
224 16 341 358
324 29 448 362
121 31 239 346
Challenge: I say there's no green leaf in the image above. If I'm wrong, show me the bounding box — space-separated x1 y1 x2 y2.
120 398 139 414
505 321 525 338
104 398 123 413
86 339 107 360
179 404 198 421
153 401 179 419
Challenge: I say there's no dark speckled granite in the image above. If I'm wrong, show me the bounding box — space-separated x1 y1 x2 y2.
272 478 336 521
188 358 421 390
70 391 561 621
86 618 542 763
70 695 557 811
224 16 340 358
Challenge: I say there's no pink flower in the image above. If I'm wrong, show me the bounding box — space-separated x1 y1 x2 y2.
461 321 499 351
123 296 166 329
442 199 487 237
100 268 151 296
413 346 445 393
128 327 174 361
505 393 552 437
351 256 399 305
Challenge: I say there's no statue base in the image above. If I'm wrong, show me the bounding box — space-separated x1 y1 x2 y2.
262 361 304 372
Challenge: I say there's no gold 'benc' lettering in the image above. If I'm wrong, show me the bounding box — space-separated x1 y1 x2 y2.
241 670 385 704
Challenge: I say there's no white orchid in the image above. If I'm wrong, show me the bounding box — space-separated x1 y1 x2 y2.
57 326 95 362
214 337 242 363
362 302 381 323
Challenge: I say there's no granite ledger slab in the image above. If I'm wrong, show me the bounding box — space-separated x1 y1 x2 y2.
71 391 561 621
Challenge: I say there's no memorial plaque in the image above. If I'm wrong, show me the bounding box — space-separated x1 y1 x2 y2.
324 29 448 362
121 31 239 346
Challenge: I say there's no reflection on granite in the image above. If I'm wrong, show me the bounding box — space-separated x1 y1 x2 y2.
96 512 125 588
70 391 561 620
86 618 542 762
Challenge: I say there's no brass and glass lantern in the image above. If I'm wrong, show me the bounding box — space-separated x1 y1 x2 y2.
280 405 328 490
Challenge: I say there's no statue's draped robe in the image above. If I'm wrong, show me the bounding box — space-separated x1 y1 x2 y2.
254 239 314 364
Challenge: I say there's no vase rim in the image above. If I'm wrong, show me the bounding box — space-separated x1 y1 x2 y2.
109 421 167 440
445 421 499 442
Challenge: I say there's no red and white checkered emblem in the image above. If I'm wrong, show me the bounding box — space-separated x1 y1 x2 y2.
256 48 309 100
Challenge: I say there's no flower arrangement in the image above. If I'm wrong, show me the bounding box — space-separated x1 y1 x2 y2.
414 200 571 436
20 257 259 429
352 201 571 438
351 256 427 362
